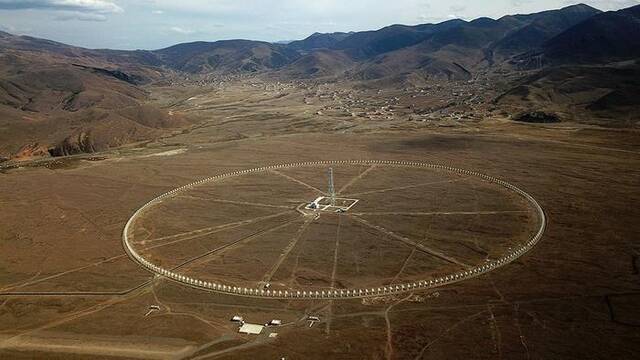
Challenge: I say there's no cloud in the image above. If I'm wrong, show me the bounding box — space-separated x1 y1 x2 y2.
151 9 164 14
169 26 194 35
0 0 122 14
54 10 107 21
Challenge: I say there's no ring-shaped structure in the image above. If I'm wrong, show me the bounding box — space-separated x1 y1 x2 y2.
122 160 546 300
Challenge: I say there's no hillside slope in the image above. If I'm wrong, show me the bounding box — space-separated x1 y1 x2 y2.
348 4 601 85
0 33 187 160
490 4 600 61
154 40 300 73
496 63 640 125
497 5 640 124
287 32 353 52
542 5 640 64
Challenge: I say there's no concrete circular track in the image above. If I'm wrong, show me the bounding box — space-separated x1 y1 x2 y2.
122 160 546 300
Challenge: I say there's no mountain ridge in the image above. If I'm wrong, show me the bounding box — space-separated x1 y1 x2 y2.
1 3 639 160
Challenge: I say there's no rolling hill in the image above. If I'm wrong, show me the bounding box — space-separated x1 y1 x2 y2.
1 3 639 161
154 40 300 73
490 4 601 61
542 4 640 64
0 32 187 160
330 20 467 59
287 32 353 52
498 5 640 123
348 4 601 84
496 62 640 125
276 50 355 78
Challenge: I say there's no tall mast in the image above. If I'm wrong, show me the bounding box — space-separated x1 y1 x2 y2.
328 167 336 206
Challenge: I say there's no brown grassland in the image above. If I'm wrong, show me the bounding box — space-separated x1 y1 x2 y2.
1 80 640 359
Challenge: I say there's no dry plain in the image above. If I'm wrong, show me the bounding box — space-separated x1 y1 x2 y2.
1 81 640 359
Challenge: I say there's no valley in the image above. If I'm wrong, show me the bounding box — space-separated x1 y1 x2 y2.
0 4 639 163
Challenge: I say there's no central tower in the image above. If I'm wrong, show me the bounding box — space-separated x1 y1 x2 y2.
328 167 336 206
303 166 358 213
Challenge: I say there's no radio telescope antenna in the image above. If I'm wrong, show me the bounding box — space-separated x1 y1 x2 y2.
328 167 336 206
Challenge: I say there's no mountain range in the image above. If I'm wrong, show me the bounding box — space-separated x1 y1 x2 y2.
1 3 639 160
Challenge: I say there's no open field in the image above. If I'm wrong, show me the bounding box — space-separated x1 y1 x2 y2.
1 80 640 359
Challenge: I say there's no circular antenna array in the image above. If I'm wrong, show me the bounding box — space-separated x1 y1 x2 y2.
123 160 545 300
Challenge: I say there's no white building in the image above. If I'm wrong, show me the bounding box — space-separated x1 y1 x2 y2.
239 323 264 335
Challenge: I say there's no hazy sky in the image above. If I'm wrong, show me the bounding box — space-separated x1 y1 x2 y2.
0 0 638 50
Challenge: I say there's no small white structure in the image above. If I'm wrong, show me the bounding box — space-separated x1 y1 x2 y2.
307 315 320 327
302 169 359 213
308 197 323 209
267 319 282 326
239 323 264 335
304 196 359 213
231 315 244 322
144 305 161 317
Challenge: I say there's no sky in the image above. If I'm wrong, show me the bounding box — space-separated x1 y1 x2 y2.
0 0 638 50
